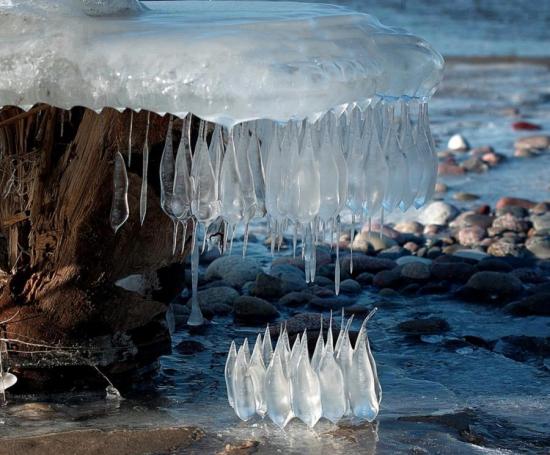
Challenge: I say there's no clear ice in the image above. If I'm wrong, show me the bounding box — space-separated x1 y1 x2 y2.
0 0 443 313
225 312 381 428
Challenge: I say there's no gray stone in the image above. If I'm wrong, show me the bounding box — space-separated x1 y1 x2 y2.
531 212 550 232
401 262 431 280
250 272 284 299
378 246 410 260
450 212 494 230
419 201 459 226
186 286 238 317
431 261 476 283
205 256 262 288
270 264 307 293
394 221 424 235
340 255 397 276
355 272 374 285
309 296 354 310
396 256 433 266
352 232 396 252
463 271 523 301
339 279 362 294
233 296 279 324
526 236 550 259
514 135 550 150
504 293 550 316
373 268 401 288
279 291 314 307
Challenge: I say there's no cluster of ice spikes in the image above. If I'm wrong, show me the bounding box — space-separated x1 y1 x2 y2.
225 309 381 428
110 97 437 325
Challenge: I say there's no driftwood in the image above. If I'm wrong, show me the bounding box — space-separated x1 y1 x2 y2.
0 105 189 390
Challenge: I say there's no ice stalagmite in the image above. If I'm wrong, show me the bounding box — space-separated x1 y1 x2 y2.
249 334 267 417
264 343 293 428
110 151 129 233
225 340 237 409
291 331 322 428
232 343 256 421
319 314 346 423
348 316 379 421
310 315 324 372
139 112 150 226
262 325 274 367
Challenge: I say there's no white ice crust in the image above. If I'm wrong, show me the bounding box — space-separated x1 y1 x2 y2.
0 0 443 126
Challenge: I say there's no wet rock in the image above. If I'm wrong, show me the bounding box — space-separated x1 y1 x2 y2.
514 148 539 158
341 255 397 275
504 293 550 316
418 281 450 295
339 279 362 294
528 281 550 295
309 285 335 298
398 317 450 335
493 335 550 363
480 151 505 166
531 212 550 232
512 121 541 131
396 256 432 266
403 241 420 253
175 340 205 355
510 267 543 283
205 256 262 288
270 264 307 293
401 262 431 280
249 272 284 299
489 213 530 235
438 162 465 175
378 245 410 260
462 156 488 173
526 236 550 259
448 133 470 151
458 226 486 246
186 286 238 318
496 197 536 211
476 257 513 273
271 248 332 271
452 249 489 262
426 246 443 259
318 263 352 282
233 296 279 324
270 313 329 338
487 239 524 258
434 182 448 193
431 261 476 283
314 276 335 288
462 271 523 301
355 272 374 286
514 134 550 150
352 231 396 252
309 296 354 310
453 192 479 201
378 288 400 298
419 201 459 226
495 205 529 218
531 202 550 215
373 268 402 288
394 220 424 235
278 291 314 307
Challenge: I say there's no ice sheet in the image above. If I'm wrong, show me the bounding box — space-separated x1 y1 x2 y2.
0 0 443 125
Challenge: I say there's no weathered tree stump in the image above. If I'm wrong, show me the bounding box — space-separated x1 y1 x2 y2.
0 106 188 391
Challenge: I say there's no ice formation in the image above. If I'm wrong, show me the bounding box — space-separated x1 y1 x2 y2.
225 311 380 428
0 0 444 326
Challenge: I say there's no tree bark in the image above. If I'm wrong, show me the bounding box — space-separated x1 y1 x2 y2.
0 106 188 391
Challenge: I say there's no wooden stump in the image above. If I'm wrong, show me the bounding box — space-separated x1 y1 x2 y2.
0 106 188 390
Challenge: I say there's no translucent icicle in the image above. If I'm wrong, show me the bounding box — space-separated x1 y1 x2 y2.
311 314 324 372
187 223 204 326
264 349 293 428
319 314 346 423
289 333 302 375
335 216 341 295
139 112 151 226
128 110 134 167
232 344 256 421
174 115 193 224
291 331 322 428
249 333 267 417
348 316 379 421
336 315 355 416
110 151 129 233
262 325 273 367
225 341 237 408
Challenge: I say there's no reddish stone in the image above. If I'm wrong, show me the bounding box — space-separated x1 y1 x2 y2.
481 151 504 166
512 121 542 131
495 197 536 210
438 162 465 175
475 204 491 215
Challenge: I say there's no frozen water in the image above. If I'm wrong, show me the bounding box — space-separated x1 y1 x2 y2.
0 1 443 125
225 313 381 428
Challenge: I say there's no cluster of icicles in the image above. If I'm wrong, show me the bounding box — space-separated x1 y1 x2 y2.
225 309 380 428
110 98 437 325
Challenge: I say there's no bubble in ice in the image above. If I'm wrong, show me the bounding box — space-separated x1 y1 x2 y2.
225 311 380 427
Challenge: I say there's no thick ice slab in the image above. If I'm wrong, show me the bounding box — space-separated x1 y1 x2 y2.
0 0 443 125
